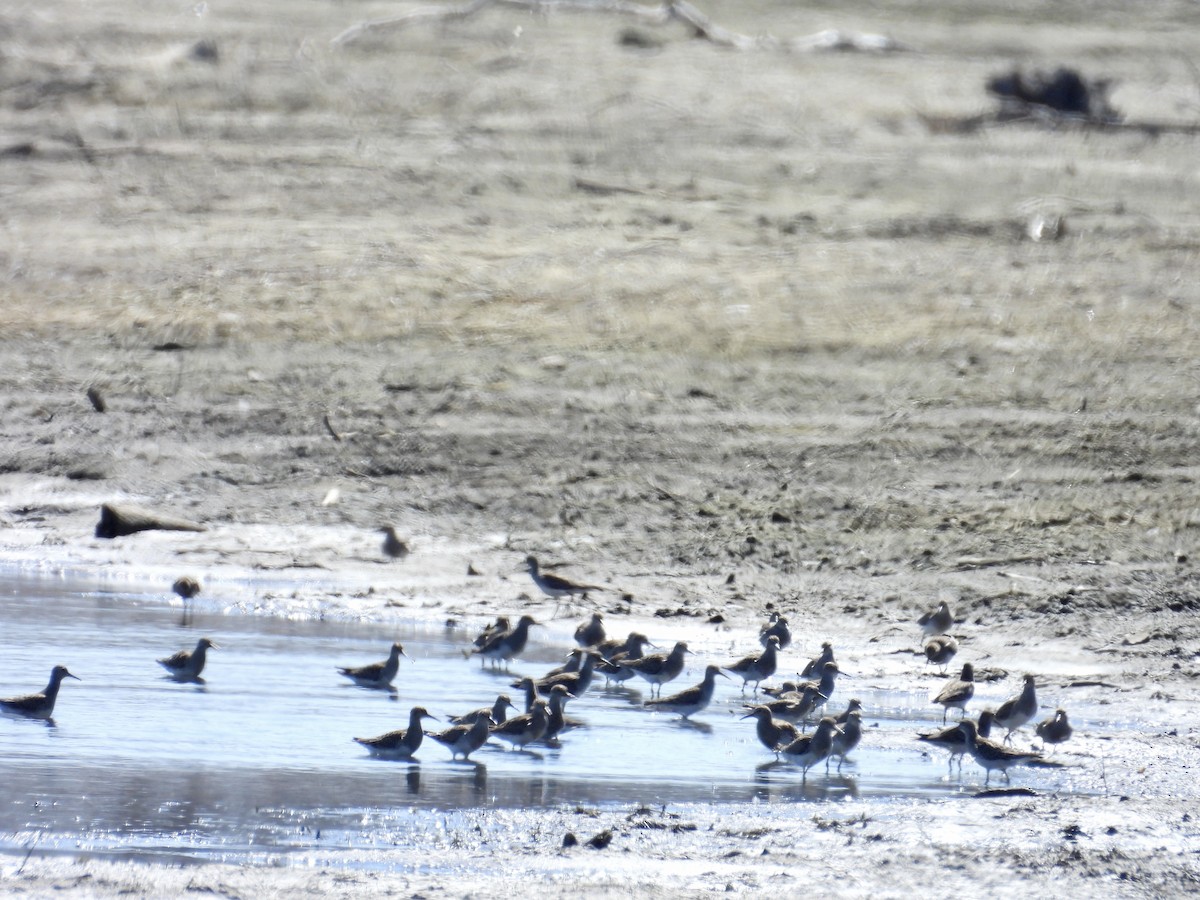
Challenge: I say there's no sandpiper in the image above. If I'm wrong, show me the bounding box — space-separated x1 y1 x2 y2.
1035 707 1072 749
472 615 541 670
354 706 437 760
597 631 653 662
917 709 996 770
828 709 862 772
723 636 780 695
758 612 792 651
799 662 842 722
918 600 953 638
762 679 803 699
994 674 1039 743
337 642 407 690
172 576 201 602
801 642 836 679
379 526 410 560
752 683 826 726
599 633 654 685
512 676 540 713
574 613 606 648
522 556 604 613
932 663 975 724
534 650 600 698
472 616 510 649
159 637 217 682
834 698 863 725
0 665 80 720
625 641 690 697
492 698 549 750
645 664 727 719
924 635 959 670
957 718 1042 785
430 715 493 761
780 717 841 778
543 684 580 742
451 694 516 727
742 704 801 756
541 648 585 680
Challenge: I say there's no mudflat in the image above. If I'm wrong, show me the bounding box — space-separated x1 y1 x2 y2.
2 0 1199 895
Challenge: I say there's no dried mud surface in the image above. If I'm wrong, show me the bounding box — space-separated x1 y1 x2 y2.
2 0 1200 895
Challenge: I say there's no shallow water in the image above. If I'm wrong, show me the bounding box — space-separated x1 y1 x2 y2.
0 570 1090 865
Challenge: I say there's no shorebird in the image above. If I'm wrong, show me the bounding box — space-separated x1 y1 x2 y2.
645 664 727 719
752 683 826 726
625 641 690 697
798 662 842 722
598 633 654 686
994 674 1039 743
742 705 801 756
492 698 549 750
533 650 600 698
574 613 606 648
543 684 580 742
780 717 842 778
0 666 80 720
932 663 975 724
597 631 653 662
918 709 996 771
159 637 217 682
354 706 436 759
522 556 604 613
512 676 540 713
429 715 493 761
834 698 863 725
541 648 585 680
828 709 862 772
1035 707 1072 749
758 612 792 650
337 642 407 690
957 718 1042 785
379 526 410 560
472 616 510 649
472 615 541 670
172 577 201 602
801 642 836 679
918 600 953 638
451 694 517 727
723 636 780 695
924 635 959 670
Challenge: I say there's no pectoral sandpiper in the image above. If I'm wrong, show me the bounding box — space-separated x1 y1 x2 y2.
354 706 436 759
159 638 217 682
337 642 407 690
0 665 80 720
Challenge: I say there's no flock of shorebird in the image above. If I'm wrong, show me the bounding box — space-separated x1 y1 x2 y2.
1 552 1074 786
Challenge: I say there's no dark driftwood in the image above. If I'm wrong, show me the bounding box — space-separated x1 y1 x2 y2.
95 503 206 539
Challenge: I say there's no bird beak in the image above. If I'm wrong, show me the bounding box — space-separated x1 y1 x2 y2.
717 670 731 679
67 673 82 682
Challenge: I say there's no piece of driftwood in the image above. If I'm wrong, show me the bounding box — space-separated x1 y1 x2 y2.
95 503 206 539
332 0 906 53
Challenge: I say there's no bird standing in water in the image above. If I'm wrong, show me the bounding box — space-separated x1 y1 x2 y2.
337 642 408 690
159 638 217 682
1 666 80 720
